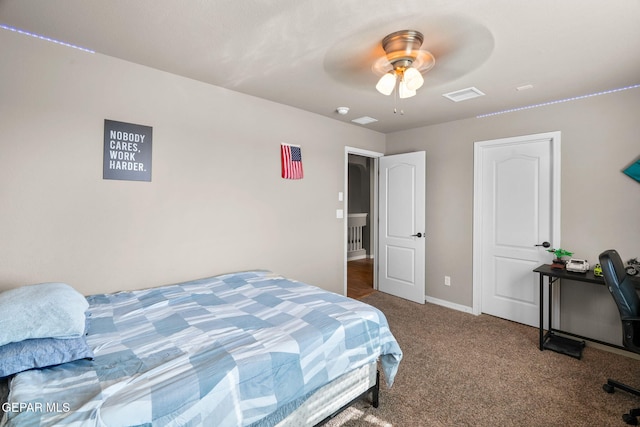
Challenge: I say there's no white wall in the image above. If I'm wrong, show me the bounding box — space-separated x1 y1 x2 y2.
386 87 640 344
0 30 385 295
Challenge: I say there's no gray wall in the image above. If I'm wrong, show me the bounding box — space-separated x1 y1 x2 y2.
386 88 640 344
0 30 385 296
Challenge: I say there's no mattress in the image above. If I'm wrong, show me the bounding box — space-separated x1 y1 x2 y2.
1 270 401 426
275 361 377 426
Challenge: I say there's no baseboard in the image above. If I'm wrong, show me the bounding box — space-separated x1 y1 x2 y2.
584 339 640 360
425 295 474 315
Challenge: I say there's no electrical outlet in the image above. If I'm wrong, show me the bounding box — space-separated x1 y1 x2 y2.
444 276 451 286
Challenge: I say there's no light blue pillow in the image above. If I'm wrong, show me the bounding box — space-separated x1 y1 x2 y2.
0 282 89 347
0 336 94 378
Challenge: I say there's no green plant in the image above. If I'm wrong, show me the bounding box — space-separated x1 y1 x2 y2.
547 248 573 259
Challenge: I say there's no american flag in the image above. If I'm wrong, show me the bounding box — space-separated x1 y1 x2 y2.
281 143 304 179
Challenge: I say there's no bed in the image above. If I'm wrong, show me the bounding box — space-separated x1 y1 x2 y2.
0 270 402 426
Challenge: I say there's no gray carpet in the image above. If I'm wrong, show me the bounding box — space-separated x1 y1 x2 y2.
326 291 640 427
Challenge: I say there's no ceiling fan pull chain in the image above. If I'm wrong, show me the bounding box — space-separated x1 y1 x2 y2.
390 77 405 115
393 81 398 114
392 79 405 115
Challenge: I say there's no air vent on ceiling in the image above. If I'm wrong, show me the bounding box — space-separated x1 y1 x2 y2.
351 116 378 125
442 87 485 102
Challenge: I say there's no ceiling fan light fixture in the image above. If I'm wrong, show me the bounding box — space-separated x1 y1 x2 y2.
373 30 434 102
376 72 397 95
398 80 416 99
403 66 424 91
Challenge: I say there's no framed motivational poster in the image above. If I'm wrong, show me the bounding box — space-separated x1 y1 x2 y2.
103 119 153 182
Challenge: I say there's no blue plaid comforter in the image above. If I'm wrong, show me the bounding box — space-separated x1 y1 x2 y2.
2 271 402 426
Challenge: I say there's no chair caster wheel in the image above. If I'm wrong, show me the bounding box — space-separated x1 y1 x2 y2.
622 413 638 425
603 383 615 393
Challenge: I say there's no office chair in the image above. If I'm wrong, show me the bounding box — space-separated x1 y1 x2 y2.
600 249 640 425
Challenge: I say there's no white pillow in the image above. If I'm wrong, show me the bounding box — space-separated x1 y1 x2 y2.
0 282 89 347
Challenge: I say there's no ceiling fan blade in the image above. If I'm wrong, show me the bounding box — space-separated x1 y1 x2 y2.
371 56 394 76
323 14 494 90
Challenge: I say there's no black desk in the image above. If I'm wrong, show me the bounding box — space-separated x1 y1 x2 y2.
533 264 630 359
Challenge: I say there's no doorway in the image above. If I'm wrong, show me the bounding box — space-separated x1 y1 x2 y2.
344 147 383 298
343 147 427 303
347 153 376 299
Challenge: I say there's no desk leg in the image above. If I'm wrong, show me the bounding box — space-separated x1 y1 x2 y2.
548 278 553 337
539 273 544 350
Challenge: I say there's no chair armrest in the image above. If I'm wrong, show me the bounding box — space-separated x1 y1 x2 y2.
621 316 640 323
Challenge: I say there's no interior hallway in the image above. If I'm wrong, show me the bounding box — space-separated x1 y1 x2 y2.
347 258 376 300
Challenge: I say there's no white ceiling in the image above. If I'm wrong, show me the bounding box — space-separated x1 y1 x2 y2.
2 0 639 134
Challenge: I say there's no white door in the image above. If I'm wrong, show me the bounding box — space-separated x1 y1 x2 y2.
378 151 426 304
473 132 560 327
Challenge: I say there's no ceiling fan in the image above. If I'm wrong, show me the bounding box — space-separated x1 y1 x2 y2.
322 15 494 102
372 30 436 99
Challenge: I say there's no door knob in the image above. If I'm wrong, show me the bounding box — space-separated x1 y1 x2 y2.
411 232 423 238
535 241 551 248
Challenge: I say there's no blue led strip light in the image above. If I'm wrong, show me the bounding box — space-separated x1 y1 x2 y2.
477 84 640 118
0 23 95 54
